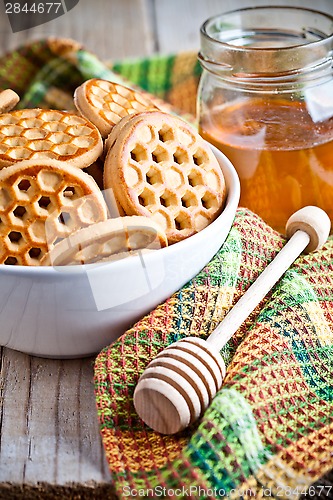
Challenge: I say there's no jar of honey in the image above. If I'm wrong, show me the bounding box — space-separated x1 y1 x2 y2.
197 6 333 233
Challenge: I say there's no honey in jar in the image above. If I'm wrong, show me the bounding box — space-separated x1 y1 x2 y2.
200 97 333 233
198 6 333 233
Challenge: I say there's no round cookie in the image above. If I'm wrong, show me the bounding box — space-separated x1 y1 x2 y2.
103 110 227 244
0 158 108 266
74 79 158 138
0 108 103 169
42 216 168 266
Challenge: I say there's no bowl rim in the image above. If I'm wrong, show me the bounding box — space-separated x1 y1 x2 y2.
0 144 240 276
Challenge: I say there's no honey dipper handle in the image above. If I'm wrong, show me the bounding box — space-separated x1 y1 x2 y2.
206 206 330 351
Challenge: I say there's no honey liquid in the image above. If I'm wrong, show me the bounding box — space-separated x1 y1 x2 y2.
199 98 333 233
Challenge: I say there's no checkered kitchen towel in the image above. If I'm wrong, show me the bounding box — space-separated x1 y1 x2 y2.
0 37 199 115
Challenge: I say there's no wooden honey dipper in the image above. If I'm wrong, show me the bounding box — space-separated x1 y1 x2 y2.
133 206 331 435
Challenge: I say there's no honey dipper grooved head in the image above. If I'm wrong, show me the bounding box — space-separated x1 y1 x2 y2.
133 337 225 434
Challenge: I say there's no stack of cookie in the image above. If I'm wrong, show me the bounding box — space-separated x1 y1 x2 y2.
0 79 227 266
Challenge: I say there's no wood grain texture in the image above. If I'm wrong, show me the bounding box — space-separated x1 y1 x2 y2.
0 0 154 60
153 0 333 54
0 348 111 487
0 0 332 58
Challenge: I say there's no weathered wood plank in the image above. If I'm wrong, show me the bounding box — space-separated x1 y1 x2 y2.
0 1 32 54
154 0 333 54
0 348 111 485
1 0 332 60
0 0 154 60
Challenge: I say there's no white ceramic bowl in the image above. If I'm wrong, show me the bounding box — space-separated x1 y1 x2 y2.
0 145 240 358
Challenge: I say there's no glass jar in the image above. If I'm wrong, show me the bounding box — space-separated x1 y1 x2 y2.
197 6 333 234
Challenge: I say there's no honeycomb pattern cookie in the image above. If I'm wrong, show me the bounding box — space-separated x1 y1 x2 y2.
74 78 158 138
103 111 226 244
0 108 103 169
42 216 168 266
0 158 108 265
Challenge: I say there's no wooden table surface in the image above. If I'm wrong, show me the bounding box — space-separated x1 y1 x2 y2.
0 0 332 498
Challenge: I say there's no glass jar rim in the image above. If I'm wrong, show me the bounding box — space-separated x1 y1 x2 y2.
200 5 333 74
